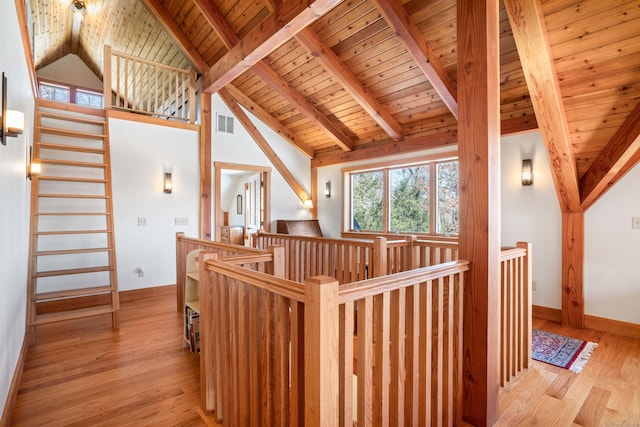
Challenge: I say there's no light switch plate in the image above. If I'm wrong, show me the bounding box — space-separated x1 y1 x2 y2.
175 217 189 225
137 217 147 226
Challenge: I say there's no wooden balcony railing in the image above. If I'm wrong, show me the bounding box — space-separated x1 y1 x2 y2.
103 46 197 123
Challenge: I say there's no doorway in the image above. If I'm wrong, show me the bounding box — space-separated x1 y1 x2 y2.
214 162 271 246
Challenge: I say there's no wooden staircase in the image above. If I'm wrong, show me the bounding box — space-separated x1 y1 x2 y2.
27 99 119 342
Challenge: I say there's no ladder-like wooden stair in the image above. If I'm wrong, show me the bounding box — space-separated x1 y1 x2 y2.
27 99 120 342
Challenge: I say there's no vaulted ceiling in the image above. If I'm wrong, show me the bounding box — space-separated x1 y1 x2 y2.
26 0 640 210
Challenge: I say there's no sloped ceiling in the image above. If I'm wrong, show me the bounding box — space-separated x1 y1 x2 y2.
26 0 640 210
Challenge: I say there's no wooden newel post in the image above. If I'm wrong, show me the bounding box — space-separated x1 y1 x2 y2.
517 241 533 368
176 232 185 312
198 252 218 415
304 275 339 426
373 236 388 277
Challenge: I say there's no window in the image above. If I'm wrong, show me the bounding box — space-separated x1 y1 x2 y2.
39 81 103 108
346 157 459 236
76 89 103 108
40 82 70 103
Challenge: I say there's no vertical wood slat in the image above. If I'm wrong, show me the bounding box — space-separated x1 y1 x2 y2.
357 297 373 426
103 45 111 110
339 302 354 427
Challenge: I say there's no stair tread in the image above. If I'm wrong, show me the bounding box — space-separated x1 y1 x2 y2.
36 211 111 216
33 305 116 325
35 285 115 301
38 142 105 154
35 229 111 235
37 193 109 199
37 99 107 118
35 247 113 256
35 176 107 183
38 126 107 139
39 111 106 126
34 266 113 278
39 159 107 168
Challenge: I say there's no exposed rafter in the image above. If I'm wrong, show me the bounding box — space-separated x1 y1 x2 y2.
225 84 315 159
370 0 458 120
295 28 403 141
193 0 352 152
580 100 640 210
218 87 311 203
140 0 209 73
202 0 343 94
505 0 581 213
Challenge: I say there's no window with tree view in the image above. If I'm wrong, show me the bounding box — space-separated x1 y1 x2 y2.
348 158 458 236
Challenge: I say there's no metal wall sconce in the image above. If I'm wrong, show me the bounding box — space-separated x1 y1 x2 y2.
27 146 41 180
324 180 331 198
521 159 533 186
163 172 172 193
1 72 25 145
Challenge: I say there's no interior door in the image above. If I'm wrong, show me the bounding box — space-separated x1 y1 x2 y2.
244 173 262 245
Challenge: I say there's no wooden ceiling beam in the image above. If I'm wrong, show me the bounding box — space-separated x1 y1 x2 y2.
218 87 311 203
370 0 458 120
140 0 209 74
225 84 315 159
310 131 457 168
195 0 352 152
295 28 404 141
505 0 581 213
580 100 640 210
202 0 343 94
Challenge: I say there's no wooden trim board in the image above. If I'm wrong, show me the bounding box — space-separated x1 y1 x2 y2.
1 335 28 427
533 305 640 339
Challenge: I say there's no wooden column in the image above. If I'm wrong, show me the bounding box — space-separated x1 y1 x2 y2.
562 213 585 328
304 276 339 427
200 94 212 239
457 0 501 426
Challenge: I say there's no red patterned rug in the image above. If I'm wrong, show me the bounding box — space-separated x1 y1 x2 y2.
532 329 598 373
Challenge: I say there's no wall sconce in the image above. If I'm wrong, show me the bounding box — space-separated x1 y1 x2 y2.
324 180 331 198
521 159 533 186
1 72 25 145
303 199 313 210
163 172 172 193
27 146 41 180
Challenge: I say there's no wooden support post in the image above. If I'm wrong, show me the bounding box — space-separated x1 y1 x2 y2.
373 237 388 278
457 0 501 425
562 213 585 328
304 276 339 427
176 232 185 312
103 45 112 110
199 252 218 414
517 241 533 368
200 94 212 239
189 69 197 124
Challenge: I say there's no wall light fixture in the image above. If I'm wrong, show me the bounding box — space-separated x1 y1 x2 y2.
324 180 331 198
1 72 25 145
27 146 41 180
163 172 172 193
521 159 533 186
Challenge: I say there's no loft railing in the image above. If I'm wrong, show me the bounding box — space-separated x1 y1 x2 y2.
103 46 197 123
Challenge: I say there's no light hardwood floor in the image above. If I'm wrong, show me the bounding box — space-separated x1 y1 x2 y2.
10 289 640 426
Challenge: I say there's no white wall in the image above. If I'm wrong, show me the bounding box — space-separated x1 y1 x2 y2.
36 54 103 91
0 2 35 414
585 164 640 324
110 119 199 291
210 94 312 230
501 132 563 309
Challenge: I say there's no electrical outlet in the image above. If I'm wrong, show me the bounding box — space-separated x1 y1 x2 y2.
532 280 537 291
175 217 189 225
137 267 144 277
137 217 147 226
633 217 640 229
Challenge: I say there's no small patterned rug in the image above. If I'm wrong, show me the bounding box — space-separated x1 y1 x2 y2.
532 329 598 373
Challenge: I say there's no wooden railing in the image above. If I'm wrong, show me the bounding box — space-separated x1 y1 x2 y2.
198 247 469 426
103 46 197 123
499 242 532 385
175 232 267 312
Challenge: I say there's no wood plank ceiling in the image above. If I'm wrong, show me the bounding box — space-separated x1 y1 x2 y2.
26 0 640 208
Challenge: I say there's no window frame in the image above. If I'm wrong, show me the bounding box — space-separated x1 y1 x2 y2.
341 152 458 238
38 79 103 108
